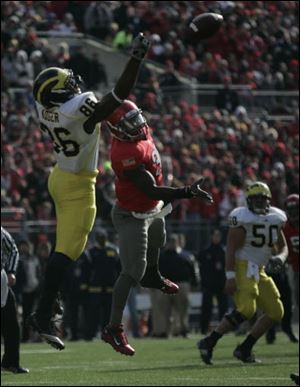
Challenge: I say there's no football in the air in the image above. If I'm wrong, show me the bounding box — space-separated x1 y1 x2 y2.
187 13 223 43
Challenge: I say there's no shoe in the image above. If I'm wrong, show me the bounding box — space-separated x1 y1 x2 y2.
140 268 179 294
1 366 29 374
101 324 135 356
233 344 261 363
266 330 276 344
290 373 299 386
285 331 299 343
197 338 214 365
160 278 179 294
27 312 65 351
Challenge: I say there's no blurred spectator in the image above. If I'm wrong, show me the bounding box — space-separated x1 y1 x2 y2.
198 229 228 334
62 253 89 341
83 229 121 341
83 1 113 41
17 240 41 342
151 234 199 337
216 76 239 113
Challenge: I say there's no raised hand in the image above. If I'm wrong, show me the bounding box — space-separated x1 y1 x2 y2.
131 33 151 61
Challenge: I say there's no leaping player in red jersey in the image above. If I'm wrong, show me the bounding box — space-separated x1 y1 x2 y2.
101 100 213 356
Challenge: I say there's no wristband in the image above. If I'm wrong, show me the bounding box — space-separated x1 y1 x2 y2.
226 271 236 280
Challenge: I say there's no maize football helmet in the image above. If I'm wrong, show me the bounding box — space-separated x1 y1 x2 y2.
106 100 147 142
33 67 82 109
284 194 299 223
245 181 272 214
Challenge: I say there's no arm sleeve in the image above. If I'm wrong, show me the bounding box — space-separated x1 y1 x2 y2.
1 228 19 274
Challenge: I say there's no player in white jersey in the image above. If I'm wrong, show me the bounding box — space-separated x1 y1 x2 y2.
28 33 151 350
198 182 288 364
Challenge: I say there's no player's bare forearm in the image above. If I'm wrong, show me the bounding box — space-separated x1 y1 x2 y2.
125 167 190 201
113 57 143 100
84 58 143 129
84 34 150 129
124 166 213 202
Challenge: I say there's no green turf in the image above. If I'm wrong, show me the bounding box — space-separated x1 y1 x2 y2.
1 333 298 386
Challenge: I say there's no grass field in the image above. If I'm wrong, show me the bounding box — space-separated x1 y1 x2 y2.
1 332 299 386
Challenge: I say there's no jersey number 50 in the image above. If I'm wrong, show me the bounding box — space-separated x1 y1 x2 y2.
251 224 279 248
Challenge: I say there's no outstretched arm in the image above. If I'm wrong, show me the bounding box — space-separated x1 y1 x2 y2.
84 34 150 132
124 165 213 203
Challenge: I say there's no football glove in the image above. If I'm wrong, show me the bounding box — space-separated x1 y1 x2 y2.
186 177 214 203
131 33 151 61
265 256 284 275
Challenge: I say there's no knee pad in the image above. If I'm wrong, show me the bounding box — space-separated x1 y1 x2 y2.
224 309 247 328
267 298 284 321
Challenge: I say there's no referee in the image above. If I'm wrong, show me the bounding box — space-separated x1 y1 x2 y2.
1 226 29 374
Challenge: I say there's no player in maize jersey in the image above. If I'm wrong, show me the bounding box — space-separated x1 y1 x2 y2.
28 33 151 350
101 100 213 356
198 182 288 364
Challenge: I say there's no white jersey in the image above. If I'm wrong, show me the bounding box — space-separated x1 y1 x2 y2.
36 92 100 173
228 206 287 266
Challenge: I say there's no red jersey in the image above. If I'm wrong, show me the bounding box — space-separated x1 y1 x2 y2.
111 129 163 212
284 221 299 272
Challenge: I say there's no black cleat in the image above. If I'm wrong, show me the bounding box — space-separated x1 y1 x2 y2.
197 338 214 365
233 344 261 363
266 330 276 344
286 332 299 343
1 366 29 374
27 313 65 351
290 373 299 386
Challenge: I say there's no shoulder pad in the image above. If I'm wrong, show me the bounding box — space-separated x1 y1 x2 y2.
59 92 97 119
269 206 287 223
228 207 249 227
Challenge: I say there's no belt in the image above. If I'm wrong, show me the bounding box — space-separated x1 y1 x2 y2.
131 201 173 219
88 286 114 293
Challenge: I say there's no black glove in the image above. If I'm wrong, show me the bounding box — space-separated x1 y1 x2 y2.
186 177 214 203
265 256 284 275
131 33 151 61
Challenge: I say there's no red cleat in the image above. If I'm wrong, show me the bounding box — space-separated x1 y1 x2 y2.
160 278 179 294
101 324 135 356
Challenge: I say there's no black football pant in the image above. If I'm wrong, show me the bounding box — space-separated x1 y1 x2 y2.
85 293 112 340
200 289 229 334
1 288 20 368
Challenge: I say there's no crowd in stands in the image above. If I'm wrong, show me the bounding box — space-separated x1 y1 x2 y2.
1 1 299 241
1 1 299 89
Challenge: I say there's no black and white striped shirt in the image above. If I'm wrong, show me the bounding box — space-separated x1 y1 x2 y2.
1 227 19 273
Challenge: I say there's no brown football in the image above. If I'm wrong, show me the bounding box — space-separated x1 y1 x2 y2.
187 13 223 42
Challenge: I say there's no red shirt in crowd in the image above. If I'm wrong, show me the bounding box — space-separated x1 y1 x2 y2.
111 128 163 212
284 221 299 273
